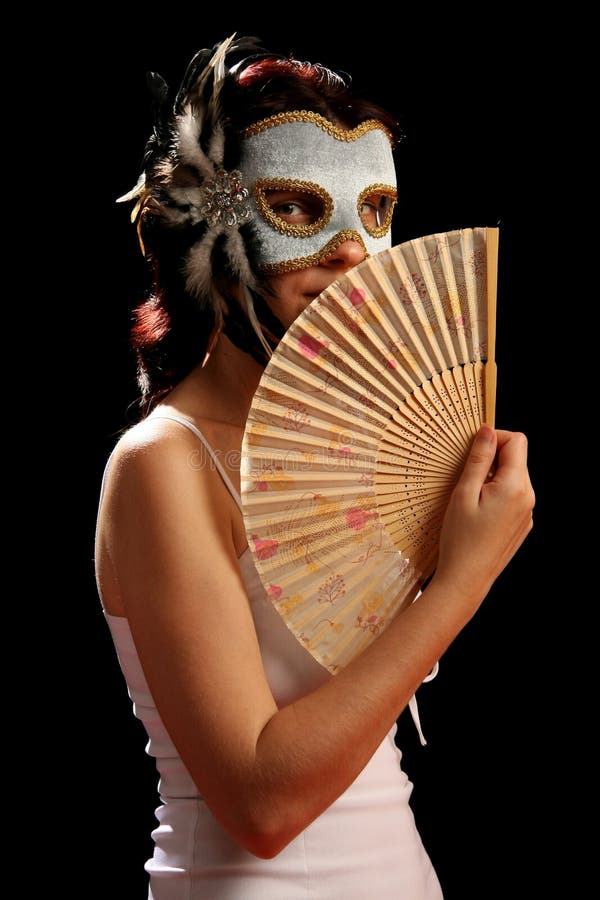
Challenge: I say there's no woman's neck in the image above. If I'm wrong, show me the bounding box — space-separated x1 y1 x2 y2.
158 333 266 428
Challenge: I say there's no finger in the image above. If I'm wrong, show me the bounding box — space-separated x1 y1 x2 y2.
490 432 530 487
456 425 498 494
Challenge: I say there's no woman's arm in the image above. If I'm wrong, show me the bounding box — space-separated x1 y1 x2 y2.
97 421 533 858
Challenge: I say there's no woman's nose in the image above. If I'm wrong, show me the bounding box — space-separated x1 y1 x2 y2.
320 237 366 271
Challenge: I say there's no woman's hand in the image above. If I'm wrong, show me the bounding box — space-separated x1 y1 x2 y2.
432 426 535 614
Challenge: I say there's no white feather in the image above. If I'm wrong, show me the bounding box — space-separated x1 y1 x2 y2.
184 228 223 301
209 285 228 326
116 173 146 204
162 207 193 226
212 33 236 83
208 124 225 167
225 228 256 286
176 108 214 178
241 283 273 357
167 185 207 223
207 35 236 150
190 34 235 106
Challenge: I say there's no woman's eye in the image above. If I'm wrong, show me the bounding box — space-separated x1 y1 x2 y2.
265 190 325 226
273 201 305 217
360 202 379 227
359 191 396 232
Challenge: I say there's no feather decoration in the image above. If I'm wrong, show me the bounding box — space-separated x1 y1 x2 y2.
225 227 256 284
118 33 279 362
146 71 171 149
206 33 237 152
116 173 146 206
208 285 229 334
176 111 214 177
241 283 273 357
175 35 238 178
207 125 226 169
174 48 213 115
184 227 222 300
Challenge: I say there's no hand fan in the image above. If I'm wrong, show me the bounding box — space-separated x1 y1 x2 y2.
241 227 499 673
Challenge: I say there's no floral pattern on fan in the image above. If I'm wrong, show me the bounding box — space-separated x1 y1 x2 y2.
242 227 498 673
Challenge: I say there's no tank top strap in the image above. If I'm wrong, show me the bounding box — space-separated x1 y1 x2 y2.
151 414 243 511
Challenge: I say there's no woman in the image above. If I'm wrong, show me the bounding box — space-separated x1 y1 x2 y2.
95 36 534 898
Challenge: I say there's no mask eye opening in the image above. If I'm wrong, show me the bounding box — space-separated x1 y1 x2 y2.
358 184 397 238
254 179 333 237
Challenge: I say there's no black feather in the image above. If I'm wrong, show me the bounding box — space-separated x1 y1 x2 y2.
145 71 171 152
147 71 170 118
174 47 213 114
174 36 266 114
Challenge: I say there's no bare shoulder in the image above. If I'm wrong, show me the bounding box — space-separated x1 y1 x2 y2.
96 416 240 616
108 415 200 478
103 416 227 518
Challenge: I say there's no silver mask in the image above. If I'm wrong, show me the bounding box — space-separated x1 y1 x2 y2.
240 112 397 274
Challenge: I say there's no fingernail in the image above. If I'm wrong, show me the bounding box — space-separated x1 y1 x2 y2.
478 424 495 442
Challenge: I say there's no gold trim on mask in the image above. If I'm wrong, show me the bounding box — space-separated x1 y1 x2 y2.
257 230 369 275
357 184 398 238
254 179 333 236
242 111 393 143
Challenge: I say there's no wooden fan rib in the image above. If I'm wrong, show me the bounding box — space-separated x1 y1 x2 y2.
484 228 499 425
387 510 445 561
277 547 421 672
378 492 447 524
385 405 465 463
375 478 454 496
335 268 438 386
377 487 450 508
315 556 416 631
425 375 474 451
243 467 375 489
378 494 452 522
377 493 452 523
245 422 375 458
243 478 375 512
457 229 486 365
375 469 454 483
256 371 389 440
409 379 469 452
253 517 398 589
452 365 482 437
265 324 404 427
461 362 484 431
263 359 394 433
270 340 405 427
378 497 451 522
289 549 415 628
376 453 461 479
437 233 472 365
371 248 451 375
405 235 460 369
377 426 466 470
375 447 458 471
392 390 469 460
310 295 423 403
248 400 384 453
385 382 474 461
244 496 379 533
376 369 477 468
387 501 445 538
440 369 478 444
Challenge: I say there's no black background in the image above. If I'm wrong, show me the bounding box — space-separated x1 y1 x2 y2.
62 14 565 899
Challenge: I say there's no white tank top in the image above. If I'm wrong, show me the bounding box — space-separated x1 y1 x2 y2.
98 414 443 899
